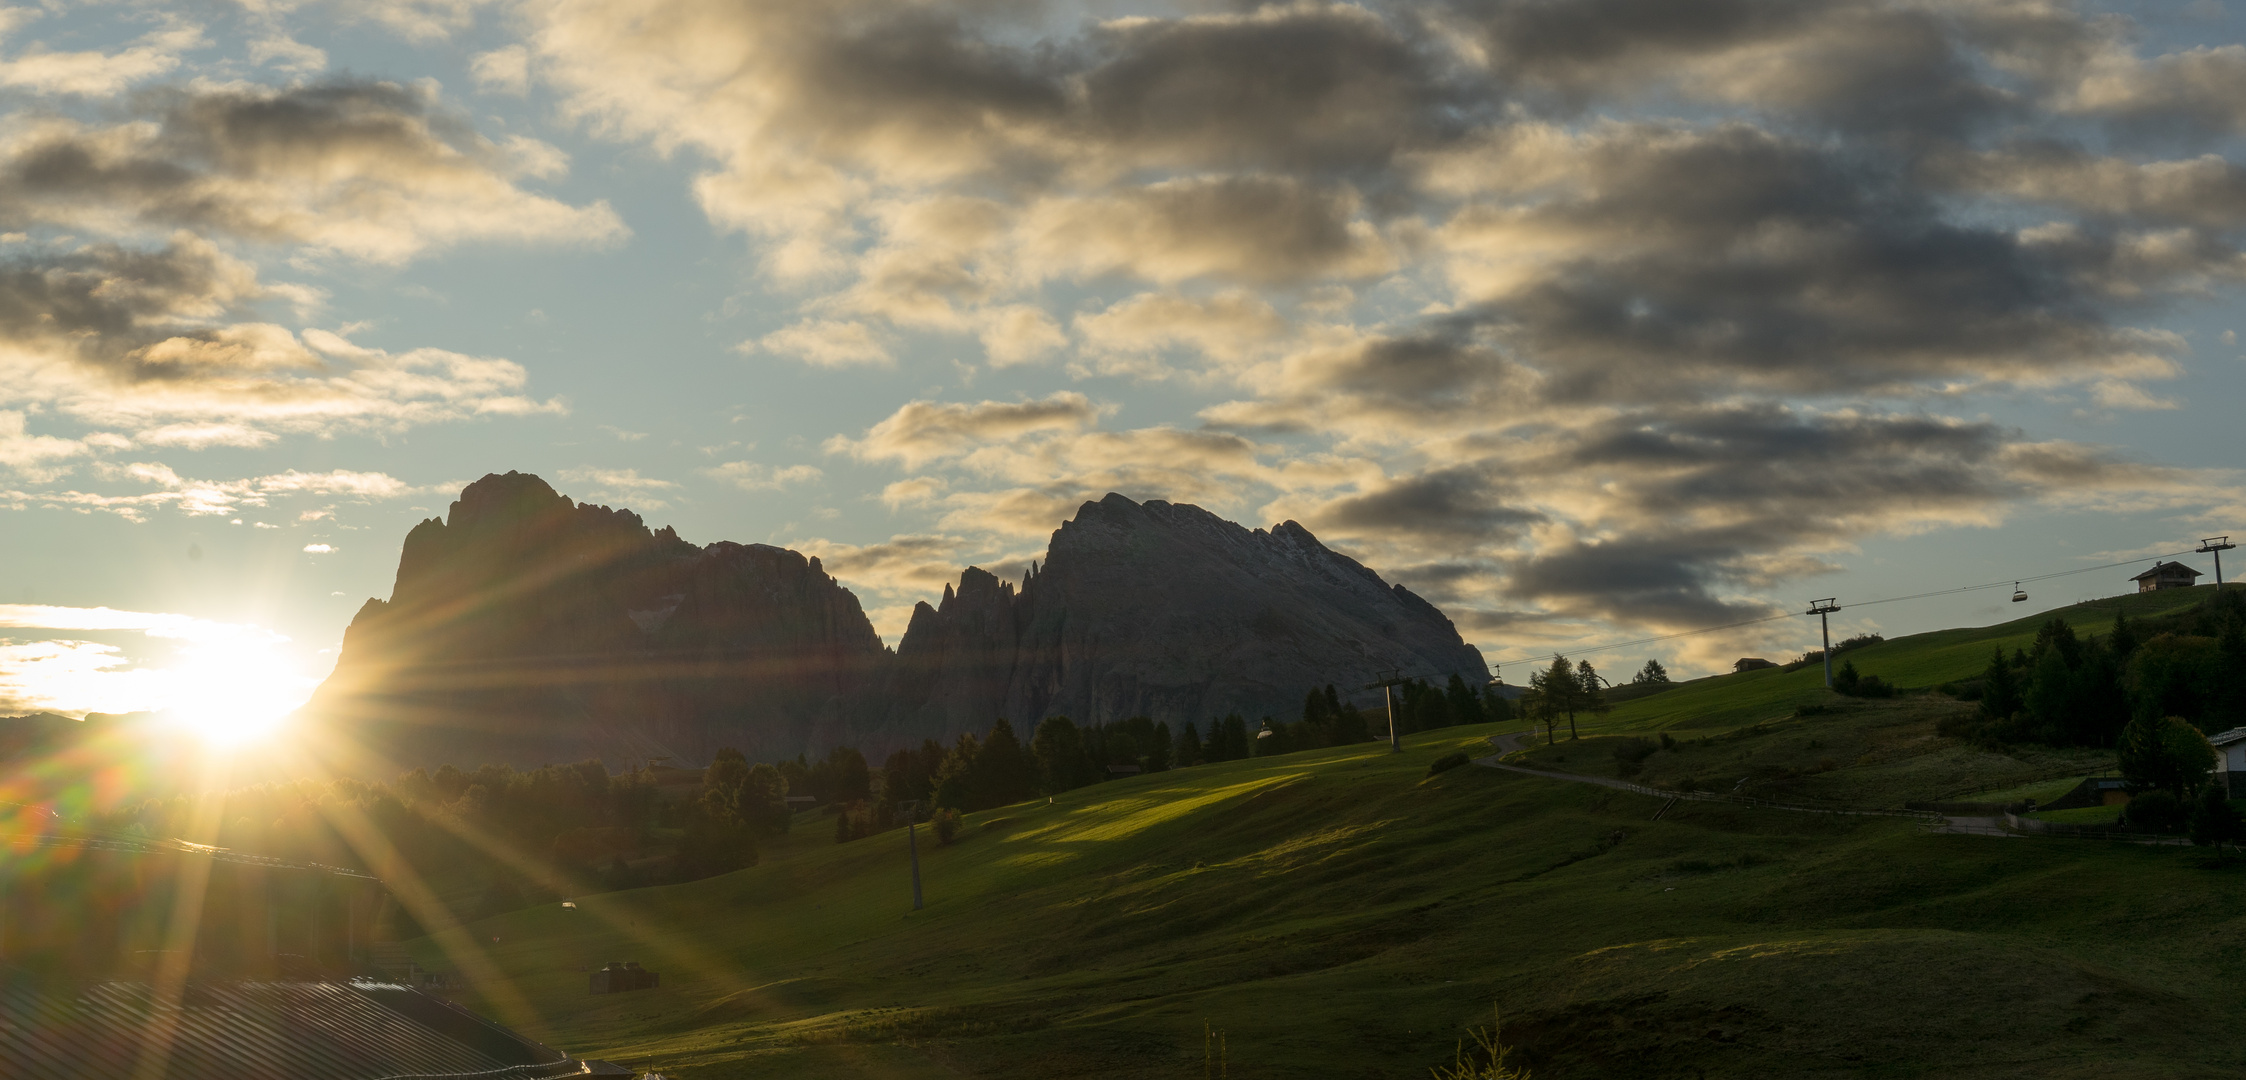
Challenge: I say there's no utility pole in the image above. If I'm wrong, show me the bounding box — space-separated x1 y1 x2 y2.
901 800 923 911
2201 536 2235 589
1807 599 1840 689
1364 668 1411 753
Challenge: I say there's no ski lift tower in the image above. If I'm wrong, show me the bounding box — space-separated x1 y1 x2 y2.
2201 536 2236 589
1807 598 1841 689
1365 668 1412 753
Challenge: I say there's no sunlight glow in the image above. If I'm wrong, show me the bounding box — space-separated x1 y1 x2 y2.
158 637 316 747
0 603 317 746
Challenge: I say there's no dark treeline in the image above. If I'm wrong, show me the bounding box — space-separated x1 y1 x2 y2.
1946 588 2246 747
839 676 1510 838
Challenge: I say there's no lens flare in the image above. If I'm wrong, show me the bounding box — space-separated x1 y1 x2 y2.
159 638 315 747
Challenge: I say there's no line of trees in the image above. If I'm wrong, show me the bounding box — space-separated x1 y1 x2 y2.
1952 594 2246 748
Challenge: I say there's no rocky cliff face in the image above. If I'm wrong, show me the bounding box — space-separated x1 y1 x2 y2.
310 472 889 770
311 477 1487 770
878 494 1488 738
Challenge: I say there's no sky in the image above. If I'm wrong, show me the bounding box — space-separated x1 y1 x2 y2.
1 0 2244 722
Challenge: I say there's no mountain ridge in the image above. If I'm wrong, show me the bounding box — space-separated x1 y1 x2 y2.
308 472 1488 769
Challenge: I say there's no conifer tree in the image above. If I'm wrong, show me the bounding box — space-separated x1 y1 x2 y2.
1446 674 1485 727
1032 717 1089 793
1148 722 1173 772
1174 719 1204 767
931 732 980 810
1979 646 2023 722
1633 659 1670 685
976 719 1036 807
1220 713 1250 761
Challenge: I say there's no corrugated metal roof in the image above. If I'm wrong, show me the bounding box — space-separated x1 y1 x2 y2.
0 972 582 1080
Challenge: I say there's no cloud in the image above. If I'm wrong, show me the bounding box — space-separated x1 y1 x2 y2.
7 464 427 521
0 80 625 263
0 409 86 481
703 461 823 491
826 392 1102 469
248 36 327 75
0 22 202 97
301 543 334 553
0 241 563 440
471 45 530 95
509 0 2246 668
1017 176 1393 285
0 602 287 642
753 319 892 368
791 533 968 597
0 603 305 715
558 466 681 508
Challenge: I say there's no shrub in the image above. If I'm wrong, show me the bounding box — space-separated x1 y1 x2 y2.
2118 714 2218 797
2123 789 2187 832
1658 732 1676 751
2188 786 2245 848
1427 750 1472 776
1611 737 1656 778
1431 1008 1530 1080
931 808 961 845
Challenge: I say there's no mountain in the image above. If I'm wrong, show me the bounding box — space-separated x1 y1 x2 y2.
309 472 889 770
307 473 1488 770
878 493 1488 741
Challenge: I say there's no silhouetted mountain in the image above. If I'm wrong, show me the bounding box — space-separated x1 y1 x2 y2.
308 473 1488 770
877 493 1488 741
310 472 887 769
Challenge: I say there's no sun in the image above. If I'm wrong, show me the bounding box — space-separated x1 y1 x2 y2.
161 640 315 747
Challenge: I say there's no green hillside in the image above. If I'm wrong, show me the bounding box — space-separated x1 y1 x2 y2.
1570 586 2214 736
411 701 2246 1078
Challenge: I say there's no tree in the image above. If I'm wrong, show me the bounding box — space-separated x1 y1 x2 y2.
1576 662 1610 730
1446 674 1486 727
1173 720 1204 768
1479 686 1513 725
1530 656 1584 741
2117 714 2217 798
823 746 872 805
699 748 751 826
2126 633 2228 727
1147 722 1173 772
1979 647 2023 723
931 732 981 811
740 763 792 835
1032 717 1089 793
1633 659 1670 685
2188 784 2243 852
975 719 1037 808
1332 699 1372 744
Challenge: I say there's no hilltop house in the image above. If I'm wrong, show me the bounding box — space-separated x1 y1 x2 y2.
2211 727 2246 798
2132 561 2202 592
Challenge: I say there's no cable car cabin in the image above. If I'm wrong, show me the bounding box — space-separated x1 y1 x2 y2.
2011 583 2028 602
2131 561 2202 593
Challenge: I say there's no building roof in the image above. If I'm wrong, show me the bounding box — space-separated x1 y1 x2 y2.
2131 561 2202 581
2208 726 2246 748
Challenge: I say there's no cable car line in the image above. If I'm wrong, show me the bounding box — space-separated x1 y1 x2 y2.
1485 545 2207 672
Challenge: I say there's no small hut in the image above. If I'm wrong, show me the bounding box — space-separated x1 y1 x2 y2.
2131 562 2201 593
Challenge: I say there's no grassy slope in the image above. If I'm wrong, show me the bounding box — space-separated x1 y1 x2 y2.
418 714 2246 1080
1571 586 2212 736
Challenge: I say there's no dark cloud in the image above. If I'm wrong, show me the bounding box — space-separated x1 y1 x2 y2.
1307 465 1542 541
0 239 287 381
0 80 621 261
1441 124 2175 400
1082 4 1473 173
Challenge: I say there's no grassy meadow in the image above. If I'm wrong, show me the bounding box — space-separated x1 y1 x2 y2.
405 588 2246 1079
